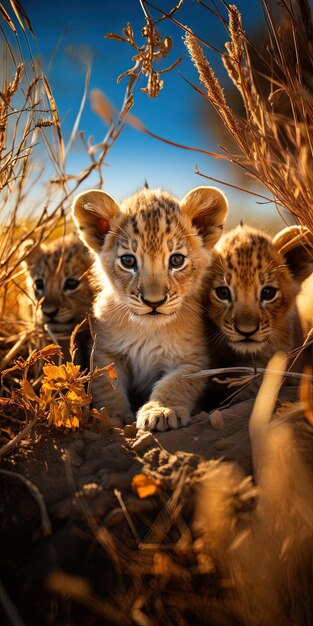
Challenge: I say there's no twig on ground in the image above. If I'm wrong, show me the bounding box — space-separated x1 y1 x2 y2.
0 580 26 626
114 489 141 546
183 367 313 381
0 468 52 536
0 416 38 458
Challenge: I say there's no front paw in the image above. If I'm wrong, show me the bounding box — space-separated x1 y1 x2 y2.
136 401 190 432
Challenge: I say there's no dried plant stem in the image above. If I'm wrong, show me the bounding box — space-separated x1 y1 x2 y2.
249 353 287 476
183 2 313 233
114 489 141 546
0 416 38 458
87 315 96 403
0 468 52 536
0 1 140 386
184 366 313 381
185 31 241 141
142 467 187 546
195 166 277 203
47 572 132 626
0 580 26 626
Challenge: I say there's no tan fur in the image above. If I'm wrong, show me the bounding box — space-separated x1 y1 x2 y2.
202 225 313 400
297 272 313 341
22 233 93 337
72 186 228 431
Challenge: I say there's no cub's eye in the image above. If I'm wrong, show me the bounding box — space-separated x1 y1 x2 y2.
64 278 80 291
261 286 277 301
215 286 232 301
34 278 44 292
120 254 137 270
169 254 185 269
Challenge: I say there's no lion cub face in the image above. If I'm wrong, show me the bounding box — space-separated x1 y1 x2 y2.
72 187 228 325
23 234 93 334
203 225 313 356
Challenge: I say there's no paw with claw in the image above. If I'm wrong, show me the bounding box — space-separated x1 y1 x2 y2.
136 401 190 432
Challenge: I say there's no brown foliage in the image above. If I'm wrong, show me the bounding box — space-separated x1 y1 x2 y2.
0 2 140 383
185 1 313 233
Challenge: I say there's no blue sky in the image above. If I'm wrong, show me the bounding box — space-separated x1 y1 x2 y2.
19 0 286 228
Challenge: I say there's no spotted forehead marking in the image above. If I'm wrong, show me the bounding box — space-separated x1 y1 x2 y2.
119 191 183 254
34 237 90 278
130 216 139 234
218 228 279 288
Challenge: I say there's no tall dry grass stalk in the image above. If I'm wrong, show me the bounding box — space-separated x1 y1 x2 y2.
185 1 313 234
195 353 313 626
0 4 137 379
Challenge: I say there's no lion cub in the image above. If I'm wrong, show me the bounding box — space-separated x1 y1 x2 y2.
202 224 313 404
22 233 93 364
72 186 228 431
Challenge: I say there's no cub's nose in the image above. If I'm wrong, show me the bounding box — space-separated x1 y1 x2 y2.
141 295 167 309
43 309 59 321
234 323 260 338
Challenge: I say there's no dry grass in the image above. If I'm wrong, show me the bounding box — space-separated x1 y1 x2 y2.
1 4 312 415
0 3 140 387
0 0 189 420
1 0 312 432
105 0 183 97
184 1 313 233
0 5 312 625
19 357 313 626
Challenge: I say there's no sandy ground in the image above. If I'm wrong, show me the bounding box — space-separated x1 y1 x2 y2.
1 386 312 626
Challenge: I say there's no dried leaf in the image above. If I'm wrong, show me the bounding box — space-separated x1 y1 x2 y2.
0 4 16 33
161 36 172 56
0 397 13 407
66 389 91 405
64 361 82 378
40 385 52 404
1 363 20 380
153 552 189 579
42 361 81 384
1 426 14 440
43 76 65 166
105 363 117 380
47 399 80 429
42 363 67 383
131 473 161 499
89 407 111 431
47 400 63 427
105 32 128 43
152 552 171 576
117 68 134 84
122 23 134 43
268 88 285 105
90 89 114 125
37 344 63 359
9 0 33 34
126 112 145 132
20 379 40 403
69 319 87 362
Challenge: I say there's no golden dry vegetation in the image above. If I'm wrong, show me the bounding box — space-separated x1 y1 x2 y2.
0 2 312 626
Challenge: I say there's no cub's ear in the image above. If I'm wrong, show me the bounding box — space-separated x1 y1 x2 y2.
272 225 313 284
180 186 228 248
20 239 43 267
72 189 121 253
